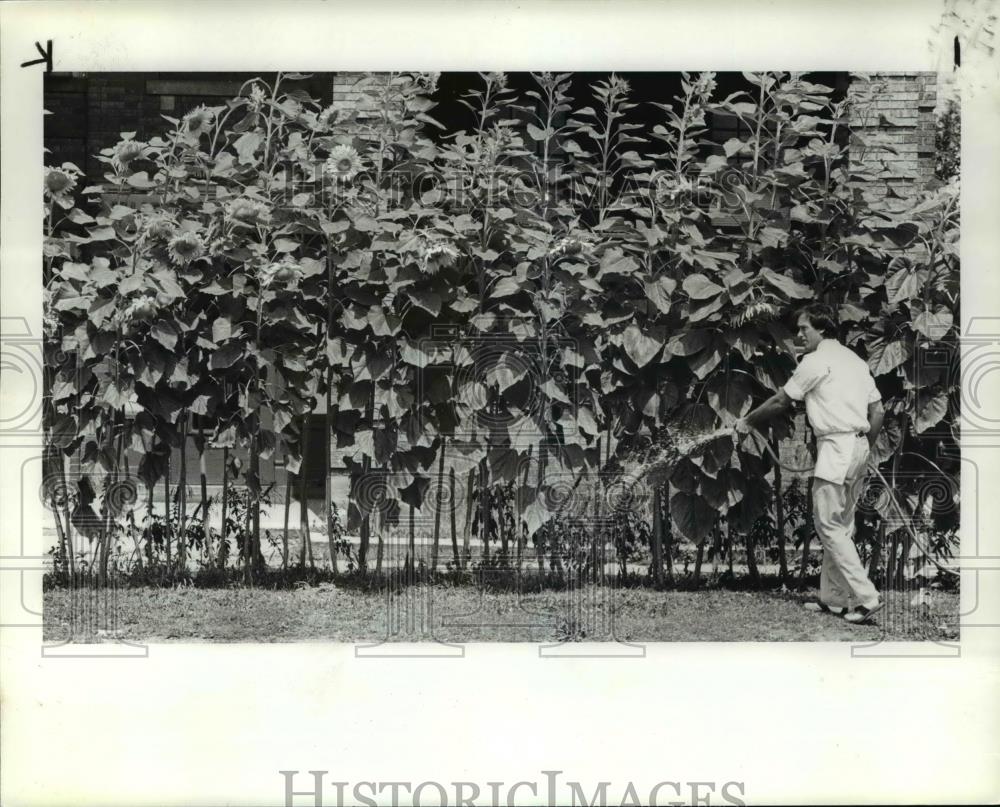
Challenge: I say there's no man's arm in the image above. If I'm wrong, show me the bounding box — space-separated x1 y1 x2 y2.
866 399 884 449
740 389 793 432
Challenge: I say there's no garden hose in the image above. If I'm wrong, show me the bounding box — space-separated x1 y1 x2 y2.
736 424 959 578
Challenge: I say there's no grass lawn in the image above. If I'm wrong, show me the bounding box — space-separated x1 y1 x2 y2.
43 583 959 643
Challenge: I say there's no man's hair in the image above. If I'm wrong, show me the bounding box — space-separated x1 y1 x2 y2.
797 303 839 337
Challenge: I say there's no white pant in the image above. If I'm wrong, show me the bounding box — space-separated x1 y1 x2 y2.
812 435 880 610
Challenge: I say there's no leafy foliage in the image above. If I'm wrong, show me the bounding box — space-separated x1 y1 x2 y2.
935 98 960 182
44 71 960 584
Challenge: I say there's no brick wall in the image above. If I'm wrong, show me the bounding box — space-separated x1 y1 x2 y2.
847 72 938 204
43 75 89 170
45 72 333 181
46 70 940 198
331 71 368 111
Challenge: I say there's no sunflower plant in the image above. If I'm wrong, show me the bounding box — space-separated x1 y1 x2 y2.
43 70 960 588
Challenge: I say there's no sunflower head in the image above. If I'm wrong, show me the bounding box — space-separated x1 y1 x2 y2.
324 145 364 184
550 236 589 259
733 299 780 327
144 215 176 242
167 231 205 266
182 106 214 138
207 237 227 258
226 197 271 228
415 72 440 93
316 106 341 130
115 212 142 240
260 260 301 289
112 140 147 170
482 72 507 91
692 72 717 99
608 74 631 97
44 166 78 197
248 82 267 109
122 293 158 332
421 242 459 274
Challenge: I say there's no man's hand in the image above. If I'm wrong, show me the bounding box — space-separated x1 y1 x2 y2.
742 389 792 434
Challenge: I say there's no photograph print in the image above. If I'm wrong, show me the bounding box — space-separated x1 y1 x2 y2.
40 69 961 644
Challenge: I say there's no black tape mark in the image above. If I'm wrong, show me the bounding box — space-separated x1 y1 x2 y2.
20 40 53 72
954 35 961 69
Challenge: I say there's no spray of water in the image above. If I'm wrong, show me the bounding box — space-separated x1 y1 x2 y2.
619 424 737 488
614 419 958 581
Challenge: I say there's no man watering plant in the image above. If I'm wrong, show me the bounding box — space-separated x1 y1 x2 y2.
735 303 885 625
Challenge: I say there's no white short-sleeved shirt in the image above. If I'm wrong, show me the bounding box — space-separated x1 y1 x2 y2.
783 339 881 484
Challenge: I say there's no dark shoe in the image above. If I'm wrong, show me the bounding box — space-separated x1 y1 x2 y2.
803 600 846 616
844 601 884 625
